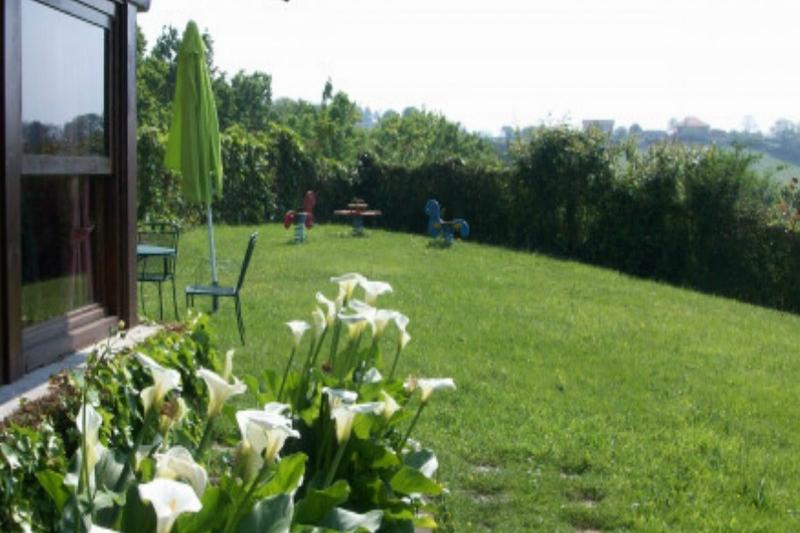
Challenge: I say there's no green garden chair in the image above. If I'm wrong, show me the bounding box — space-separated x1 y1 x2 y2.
137 222 180 321
185 232 258 345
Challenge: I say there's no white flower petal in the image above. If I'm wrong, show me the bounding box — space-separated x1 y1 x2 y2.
316 291 338 324
322 387 358 410
331 273 366 301
417 378 456 402
286 320 311 348
223 349 235 381
359 280 393 305
155 446 208 498
138 479 202 533
198 368 246 417
312 308 326 339
363 367 383 384
380 390 401 419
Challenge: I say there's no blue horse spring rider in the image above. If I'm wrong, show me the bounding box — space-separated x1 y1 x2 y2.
424 199 470 246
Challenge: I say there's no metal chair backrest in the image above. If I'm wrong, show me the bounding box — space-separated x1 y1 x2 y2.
137 222 180 278
236 232 258 292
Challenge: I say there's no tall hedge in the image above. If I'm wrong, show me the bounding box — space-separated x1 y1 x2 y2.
137 124 800 313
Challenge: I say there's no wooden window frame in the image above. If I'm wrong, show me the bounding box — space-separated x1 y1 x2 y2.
1 0 139 383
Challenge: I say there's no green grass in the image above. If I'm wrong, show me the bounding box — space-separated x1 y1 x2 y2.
750 151 800 183
140 223 800 531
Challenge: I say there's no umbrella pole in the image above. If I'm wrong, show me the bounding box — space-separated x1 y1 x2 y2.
207 202 219 312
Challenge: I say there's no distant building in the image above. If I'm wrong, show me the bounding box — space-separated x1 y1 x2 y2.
675 116 711 142
582 120 615 135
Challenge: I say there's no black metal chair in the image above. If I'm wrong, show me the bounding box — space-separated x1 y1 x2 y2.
137 222 180 320
185 232 258 345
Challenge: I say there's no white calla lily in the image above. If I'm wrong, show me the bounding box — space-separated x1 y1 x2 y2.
76 404 106 484
236 408 300 464
408 377 457 402
380 390 401 420
316 291 338 324
400 330 411 350
372 309 401 338
359 280 393 305
330 273 366 302
223 349 235 381
286 320 311 348
312 307 326 340
136 352 182 413
322 387 358 410
198 368 246 417
138 478 202 533
337 311 371 341
330 402 385 444
363 367 383 384
155 446 208 498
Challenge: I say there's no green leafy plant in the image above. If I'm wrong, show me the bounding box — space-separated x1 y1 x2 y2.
3 274 452 532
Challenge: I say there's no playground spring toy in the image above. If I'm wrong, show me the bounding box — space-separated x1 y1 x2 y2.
284 191 317 243
424 199 469 246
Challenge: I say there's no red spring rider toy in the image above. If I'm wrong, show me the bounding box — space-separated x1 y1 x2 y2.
284 191 317 243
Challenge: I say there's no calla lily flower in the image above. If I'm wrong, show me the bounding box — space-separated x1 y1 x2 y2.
331 402 385 444
337 311 371 341
76 404 107 485
223 349 235 381
406 377 457 402
312 307 326 340
198 368 246 417
380 390 401 419
236 408 300 465
322 387 358 410
286 320 311 348
138 478 202 533
316 291 338 324
400 330 411 350
363 367 383 383
155 446 208 498
360 280 393 305
330 273 366 302
372 309 401 338
136 352 182 414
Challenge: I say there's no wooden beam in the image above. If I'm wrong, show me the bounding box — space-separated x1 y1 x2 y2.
2 0 24 384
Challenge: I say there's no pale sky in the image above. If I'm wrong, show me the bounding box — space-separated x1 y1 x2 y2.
139 0 800 136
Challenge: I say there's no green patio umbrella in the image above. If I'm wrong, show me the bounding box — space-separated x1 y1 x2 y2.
165 21 223 293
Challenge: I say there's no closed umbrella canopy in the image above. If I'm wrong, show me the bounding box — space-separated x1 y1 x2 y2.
165 21 222 204
165 21 223 293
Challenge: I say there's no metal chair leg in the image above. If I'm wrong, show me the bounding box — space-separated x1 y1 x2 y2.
157 282 163 320
235 296 245 345
140 282 147 316
171 278 179 320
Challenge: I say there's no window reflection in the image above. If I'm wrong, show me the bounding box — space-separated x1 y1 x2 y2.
21 176 103 326
21 0 107 156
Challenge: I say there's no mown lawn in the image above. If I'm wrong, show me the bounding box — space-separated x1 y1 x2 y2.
140 223 800 531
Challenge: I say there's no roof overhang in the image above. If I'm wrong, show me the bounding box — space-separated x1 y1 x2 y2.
126 0 151 12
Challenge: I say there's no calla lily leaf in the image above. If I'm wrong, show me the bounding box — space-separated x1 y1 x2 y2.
174 487 231 533
389 466 443 496
404 449 439 478
322 507 383 533
294 479 350 526
35 470 69 513
258 452 307 498
235 493 294 533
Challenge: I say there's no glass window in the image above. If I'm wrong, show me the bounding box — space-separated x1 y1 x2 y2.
20 176 104 327
21 0 107 156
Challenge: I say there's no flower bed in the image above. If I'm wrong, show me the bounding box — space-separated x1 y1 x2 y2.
0 274 454 532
